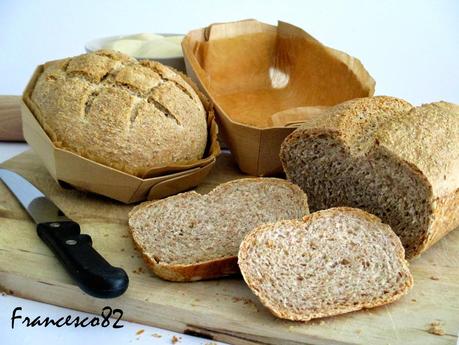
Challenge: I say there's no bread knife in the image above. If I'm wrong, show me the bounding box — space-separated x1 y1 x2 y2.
0 168 129 298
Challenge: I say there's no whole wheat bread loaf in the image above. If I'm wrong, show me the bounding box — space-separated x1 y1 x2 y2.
280 96 459 258
238 207 413 321
128 178 309 281
27 49 208 177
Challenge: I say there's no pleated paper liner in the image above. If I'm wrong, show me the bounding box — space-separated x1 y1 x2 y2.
22 65 220 204
183 19 375 176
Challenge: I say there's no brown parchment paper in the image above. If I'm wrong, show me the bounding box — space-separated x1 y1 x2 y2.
183 19 375 176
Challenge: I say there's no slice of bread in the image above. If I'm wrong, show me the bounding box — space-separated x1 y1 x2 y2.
128 178 309 281
238 207 413 321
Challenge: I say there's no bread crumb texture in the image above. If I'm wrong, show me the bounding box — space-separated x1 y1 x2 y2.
128 178 309 281
239 207 413 321
281 96 459 258
28 49 208 176
427 320 445 336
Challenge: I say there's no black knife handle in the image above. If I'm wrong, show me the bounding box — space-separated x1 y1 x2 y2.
37 221 129 298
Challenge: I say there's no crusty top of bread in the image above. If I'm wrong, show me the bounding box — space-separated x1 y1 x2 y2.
128 178 309 281
290 96 459 197
238 207 413 321
27 49 208 177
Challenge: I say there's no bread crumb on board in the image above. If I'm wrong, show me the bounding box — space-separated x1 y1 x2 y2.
427 320 445 336
0 289 13 296
136 329 144 336
151 333 162 338
132 267 145 274
231 296 259 312
430 276 440 281
171 335 181 344
232 296 253 305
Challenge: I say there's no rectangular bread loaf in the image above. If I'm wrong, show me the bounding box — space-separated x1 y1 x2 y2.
280 96 459 258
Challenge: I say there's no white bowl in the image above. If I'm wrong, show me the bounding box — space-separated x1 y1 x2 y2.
85 33 186 72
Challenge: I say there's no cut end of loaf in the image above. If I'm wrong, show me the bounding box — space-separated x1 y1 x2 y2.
238 207 413 321
279 97 439 259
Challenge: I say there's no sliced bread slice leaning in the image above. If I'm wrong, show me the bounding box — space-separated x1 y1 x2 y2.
128 178 309 281
238 207 413 321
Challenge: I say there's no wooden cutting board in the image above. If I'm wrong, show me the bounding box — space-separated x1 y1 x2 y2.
0 96 23 141
0 150 458 345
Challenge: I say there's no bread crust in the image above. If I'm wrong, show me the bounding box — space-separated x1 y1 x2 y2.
280 96 459 258
238 207 413 321
128 178 309 281
423 189 459 253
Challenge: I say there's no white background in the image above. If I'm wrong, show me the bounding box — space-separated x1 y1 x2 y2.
1 0 458 104
1 0 458 344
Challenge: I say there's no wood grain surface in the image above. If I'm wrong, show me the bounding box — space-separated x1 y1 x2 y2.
0 150 458 345
0 96 23 142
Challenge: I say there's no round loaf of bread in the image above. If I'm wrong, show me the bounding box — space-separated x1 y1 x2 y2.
29 50 208 177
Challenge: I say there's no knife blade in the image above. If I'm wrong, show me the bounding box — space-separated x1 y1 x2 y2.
0 168 129 298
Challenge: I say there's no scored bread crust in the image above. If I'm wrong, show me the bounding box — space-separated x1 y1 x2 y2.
238 207 413 321
25 49 208 177
128 178 309 282
280 96 459 258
